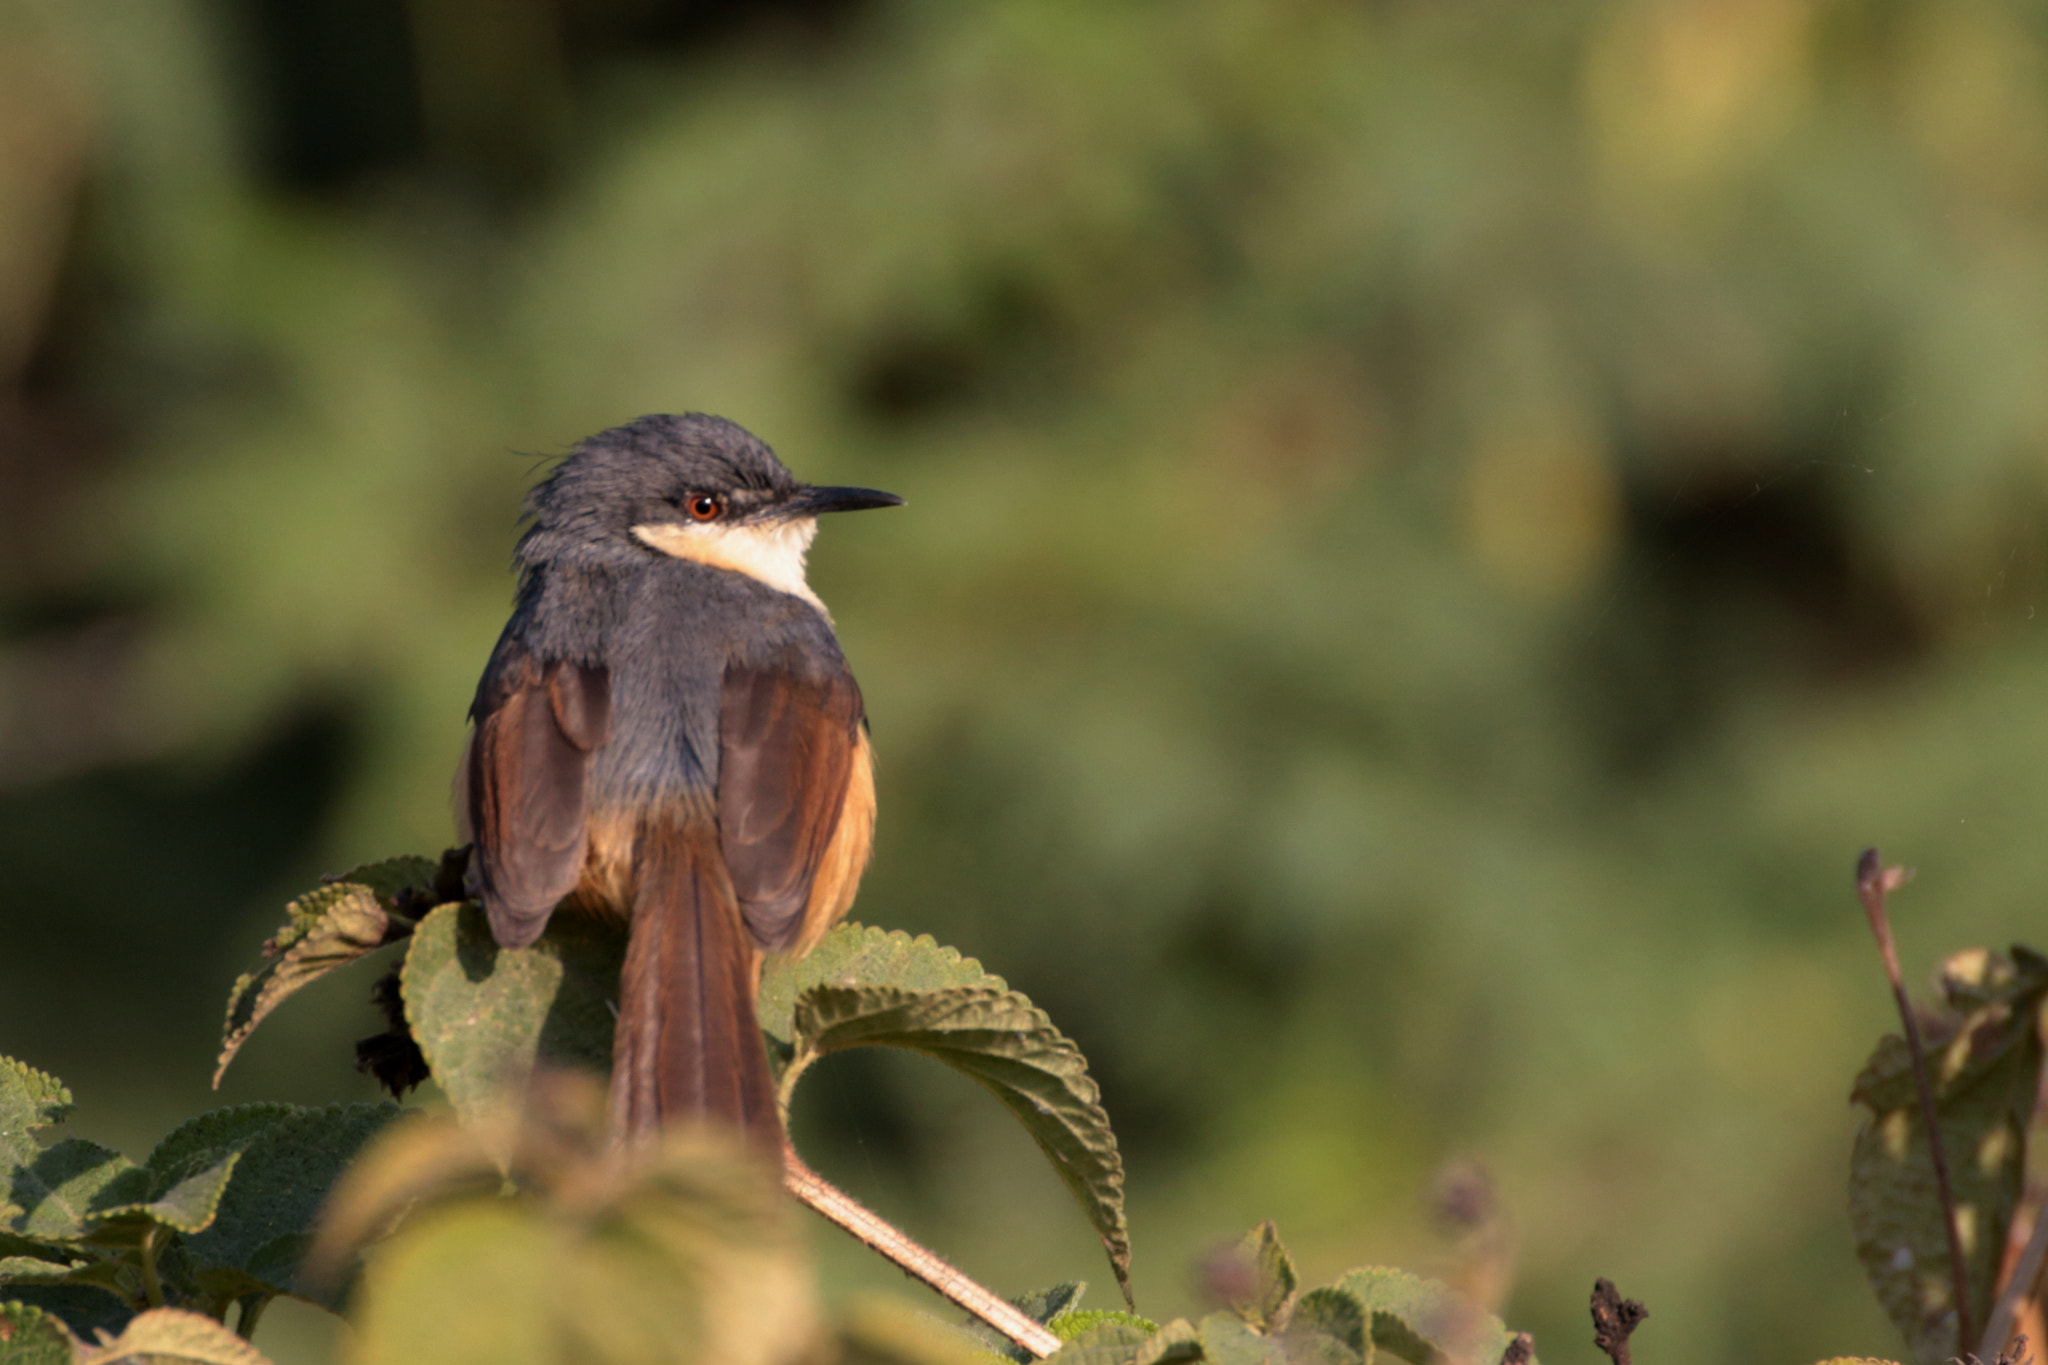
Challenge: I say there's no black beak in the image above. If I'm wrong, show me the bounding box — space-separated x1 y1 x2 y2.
786 484 904 516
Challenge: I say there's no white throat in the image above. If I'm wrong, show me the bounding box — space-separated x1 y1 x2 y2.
631 517 825 613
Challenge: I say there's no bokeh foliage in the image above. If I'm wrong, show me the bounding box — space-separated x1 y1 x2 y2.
7 1 2048 1362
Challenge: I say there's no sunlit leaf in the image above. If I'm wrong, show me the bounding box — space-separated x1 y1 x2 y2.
0 1300 75 1365
0 1061 71 1175
758 923 1002 1071
399 903 624 1132
4 1140 146 1242
783 982 1131 1303
214 876 417 1086
73 1306 276 1365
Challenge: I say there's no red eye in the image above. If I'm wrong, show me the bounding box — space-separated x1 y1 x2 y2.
686 495 723 522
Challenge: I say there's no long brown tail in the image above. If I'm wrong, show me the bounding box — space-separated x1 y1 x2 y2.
610 818 780 1150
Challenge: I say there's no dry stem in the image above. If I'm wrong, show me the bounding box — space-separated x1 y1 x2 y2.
1857 847 1975 1359
783 1143 1062 1359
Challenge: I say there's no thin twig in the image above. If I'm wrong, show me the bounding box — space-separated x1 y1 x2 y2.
1984 1202 2048 1363
783 1143 1063 1359
1589 1278 1646 1365
1857 847 1975 1359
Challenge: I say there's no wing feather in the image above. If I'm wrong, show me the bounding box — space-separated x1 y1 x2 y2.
465 644 611 947
718 659 870 950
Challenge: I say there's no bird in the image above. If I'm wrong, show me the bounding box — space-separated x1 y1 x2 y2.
459 413 900 1150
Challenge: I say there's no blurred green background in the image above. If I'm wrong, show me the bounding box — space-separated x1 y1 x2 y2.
5 0 2048 1360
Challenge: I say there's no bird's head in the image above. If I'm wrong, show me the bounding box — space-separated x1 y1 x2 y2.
520 413 901 603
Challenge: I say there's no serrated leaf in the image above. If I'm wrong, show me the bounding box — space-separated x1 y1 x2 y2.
1334 1267 1527 1365
1051 1321 1157 1365
1134 1318 1205 1365
0 1254 129 1301
1198 1313 1288 1364
1055 1311 1158 1343
74 1305 275 1365
0 1061 72 1173
1217 1223 1296 1334
4 1140 147 1242
145 1106 300 1184
785 983 1132 1303
327 856 444 908
214 881 411 1086
0 1236 79 1269
1021 1284 1087 1326
0 1300 75 1365
0 1284 131 1344
1849 948 2048 1364
1291 1289 1365 1358
759 923 1003 1067
180 1103 400 1307
400 903 626 1131
89 1151 242 1240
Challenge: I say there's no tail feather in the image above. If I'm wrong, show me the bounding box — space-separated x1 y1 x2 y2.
611 819 780 1150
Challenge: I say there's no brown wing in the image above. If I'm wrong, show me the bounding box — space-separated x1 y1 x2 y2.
464 643 611 948
718 660 874 953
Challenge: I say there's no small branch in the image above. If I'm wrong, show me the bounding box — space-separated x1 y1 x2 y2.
783 1143 1062 1359
1857 848 1975 1359
1500 1331 1535 1365
138 1226 166 1309
1589 1279 1646 1365
235 1294 272 1341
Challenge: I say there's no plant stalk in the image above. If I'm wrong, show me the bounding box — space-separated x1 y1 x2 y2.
783 1144 1062 1359
1856 848 1975 1359
138 1225 166 1309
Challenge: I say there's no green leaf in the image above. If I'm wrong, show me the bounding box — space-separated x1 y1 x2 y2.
0 1284 133 1342
784 982 1132 1303
327 855 445 908
758 923 1003 1068
1291 1289 1365 1358
1197 1314 1288 1365
74 1305 275 1365
1333 1267 1527 1365
0 1301 75 1365
180 1102 400 1307
83 1155 242 1247
1133 1318 1205 1365
214 879 413 1086
345 1126 814 1365
1050 1321 1158 1365
1016 1281 1088 1325
4 1140 147 1242
0 1062 72 1180
400 903 625 1131
1055 1311 1158 1343
1214 1223 1297 1334
1849 947 2048 1364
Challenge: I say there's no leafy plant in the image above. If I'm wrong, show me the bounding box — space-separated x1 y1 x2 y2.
0 1052 398 1354
18 843 2040 1364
